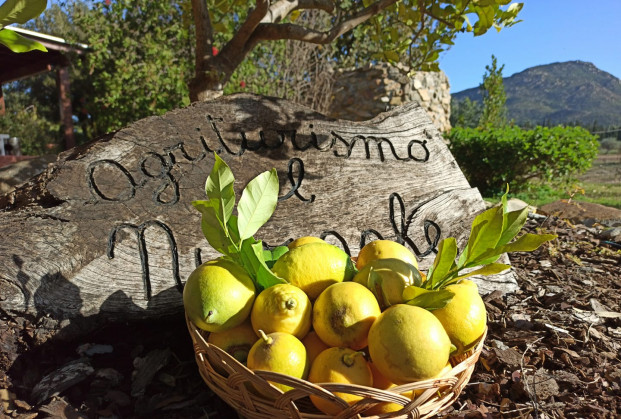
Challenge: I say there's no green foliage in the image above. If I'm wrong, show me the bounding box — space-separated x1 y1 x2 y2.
0 80 60 154
403 189 556 310
479 55 507 128
333 1 522 72
447 125 600 196
0 0 46 52
192 153 286 291
0 102 58 155
426 189 556 287
69 0 193 136
599 137 621 154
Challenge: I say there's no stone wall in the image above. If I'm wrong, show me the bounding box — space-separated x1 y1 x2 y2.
328 63 452 132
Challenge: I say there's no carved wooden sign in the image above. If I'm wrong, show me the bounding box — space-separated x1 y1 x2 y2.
0 94 516 323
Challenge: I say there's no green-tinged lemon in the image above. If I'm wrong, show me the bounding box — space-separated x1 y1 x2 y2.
271 242 356 299
250 283 312 339
247 331 309 394
353 258 423 308
432 279 487 355
183 258 255 333
368 304 451 384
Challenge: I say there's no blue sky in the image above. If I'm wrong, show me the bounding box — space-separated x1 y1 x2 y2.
438 0 621 93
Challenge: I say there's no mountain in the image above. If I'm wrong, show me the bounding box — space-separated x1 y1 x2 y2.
452 61 621 127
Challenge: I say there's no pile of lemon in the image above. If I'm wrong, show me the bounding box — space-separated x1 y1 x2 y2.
183 237 487 415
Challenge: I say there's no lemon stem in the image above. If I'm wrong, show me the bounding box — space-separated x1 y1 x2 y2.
258 329 273 345
342 352 362 367
285 298 297 310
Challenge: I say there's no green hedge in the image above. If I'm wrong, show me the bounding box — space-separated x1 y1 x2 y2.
447 126 599 196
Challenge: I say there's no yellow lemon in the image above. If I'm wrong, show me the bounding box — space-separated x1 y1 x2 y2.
288 236 326 250
366 362 413 415
368 304 451 384
357 240 419 270
247 331 309 394
365 362 453 415
183 258 255 333
353 258 423 308
432 279 487 355
302 331 330 365
207 320 257 364
271 242 356 300
312 282 381 350
250 283 312 339
308 347 373 416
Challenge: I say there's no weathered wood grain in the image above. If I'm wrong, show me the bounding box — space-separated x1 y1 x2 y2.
0 94 517 325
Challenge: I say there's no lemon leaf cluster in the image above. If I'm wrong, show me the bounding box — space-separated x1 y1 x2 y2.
426 187 557 290
192 153 287 291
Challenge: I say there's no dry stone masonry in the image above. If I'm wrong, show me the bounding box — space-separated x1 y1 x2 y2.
329 63 452 132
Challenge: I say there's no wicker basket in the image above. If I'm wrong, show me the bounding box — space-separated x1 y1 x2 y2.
186 312 486 419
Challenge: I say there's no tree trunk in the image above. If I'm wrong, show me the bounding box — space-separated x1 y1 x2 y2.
0 94 517 340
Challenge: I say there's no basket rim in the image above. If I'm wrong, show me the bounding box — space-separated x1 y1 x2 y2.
186 311 487 418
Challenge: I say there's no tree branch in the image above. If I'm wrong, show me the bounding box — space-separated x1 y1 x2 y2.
250 0 399 46
261 0 335 24
191 0 213 73
220 0 270 61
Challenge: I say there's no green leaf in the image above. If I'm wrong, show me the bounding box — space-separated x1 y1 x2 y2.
475 233 556 265
237 168 279 241
0 0 47 27
383 50 399 62
498 207 528 246
402 285 429 302
269 245 289 261
427 237 458 289
192 200 237 257
0 28 46 52
464 205 504 266
406 289 455 311
239 239 287 291
205 153 235 226
262 245 289 269
499 233 557 253
452 263 510 282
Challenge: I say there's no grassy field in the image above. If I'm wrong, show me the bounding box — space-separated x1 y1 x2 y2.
496 154 621 209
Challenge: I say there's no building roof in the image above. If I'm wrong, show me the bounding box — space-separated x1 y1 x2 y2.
0 26 88 84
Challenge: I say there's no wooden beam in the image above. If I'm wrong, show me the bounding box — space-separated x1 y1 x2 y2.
0 61 54 84
56 65 75 150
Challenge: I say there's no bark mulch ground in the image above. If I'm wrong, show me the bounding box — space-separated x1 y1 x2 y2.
1 214 620 418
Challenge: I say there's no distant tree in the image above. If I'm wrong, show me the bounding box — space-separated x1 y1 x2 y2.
70 0 195 136
450 97 482 128
599 137 621 155
478 54 507 128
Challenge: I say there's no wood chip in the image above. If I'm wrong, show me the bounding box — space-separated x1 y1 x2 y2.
31 360 94 404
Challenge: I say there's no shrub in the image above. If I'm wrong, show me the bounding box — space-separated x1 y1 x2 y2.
447 125 599 196
0 105 59 156
599 137 621 154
